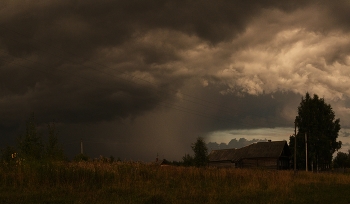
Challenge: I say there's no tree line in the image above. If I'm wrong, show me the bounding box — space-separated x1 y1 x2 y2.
161 137 209 167
333 151 350 168
289 93 343 171
0 114 123 165
0 114 66 165
0 113 210 167
1 92 347 170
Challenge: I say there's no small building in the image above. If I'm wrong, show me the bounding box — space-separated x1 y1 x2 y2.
208 141 291 169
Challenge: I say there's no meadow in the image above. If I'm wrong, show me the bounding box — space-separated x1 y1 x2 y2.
1 161 350 204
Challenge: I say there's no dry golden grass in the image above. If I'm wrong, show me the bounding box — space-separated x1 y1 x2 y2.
1 161 350 203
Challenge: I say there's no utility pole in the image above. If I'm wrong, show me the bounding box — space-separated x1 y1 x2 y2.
294 116 298 173
305 132 308 172
317 155 318 173
80 139 83 155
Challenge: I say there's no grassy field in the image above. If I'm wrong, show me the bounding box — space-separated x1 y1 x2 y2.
1 161 350 203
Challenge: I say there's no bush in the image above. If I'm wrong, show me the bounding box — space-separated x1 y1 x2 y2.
74 153 89 162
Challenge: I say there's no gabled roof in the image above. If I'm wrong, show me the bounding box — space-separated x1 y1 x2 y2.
208 141 290 162
207 148 241 162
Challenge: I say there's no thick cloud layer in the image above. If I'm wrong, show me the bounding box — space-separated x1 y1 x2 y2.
1 0 350 160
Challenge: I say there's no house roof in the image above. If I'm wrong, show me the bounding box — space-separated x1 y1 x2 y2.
208 141 290 162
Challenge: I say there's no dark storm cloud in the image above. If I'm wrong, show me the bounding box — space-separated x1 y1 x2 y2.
197 89 301 130
1 0 309 124
322 1 350 31
0 0 326 55
1 0 350 160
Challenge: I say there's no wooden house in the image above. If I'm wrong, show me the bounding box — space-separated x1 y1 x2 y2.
208 141 291 169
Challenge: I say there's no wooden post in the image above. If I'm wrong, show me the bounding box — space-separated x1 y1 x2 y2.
305 132 308 172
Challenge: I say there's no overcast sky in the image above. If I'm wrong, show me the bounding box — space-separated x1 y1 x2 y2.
1 0 350 161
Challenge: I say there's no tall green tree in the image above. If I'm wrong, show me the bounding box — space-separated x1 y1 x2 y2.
191 137 208 167
333 151 350 168
289 93 341 170
182 154 194 166
18 113 44 160
46 122 65 161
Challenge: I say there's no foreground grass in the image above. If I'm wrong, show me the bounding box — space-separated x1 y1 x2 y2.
1 161 350 203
